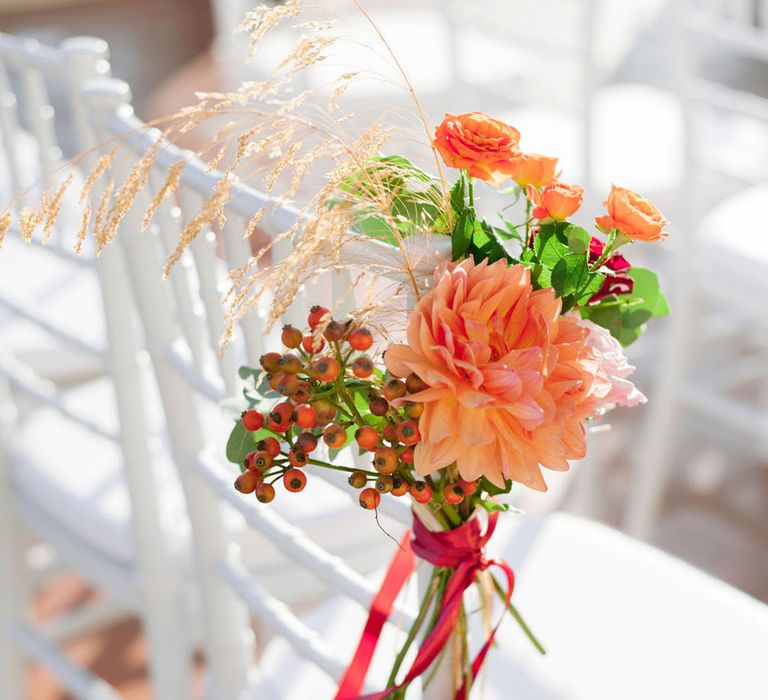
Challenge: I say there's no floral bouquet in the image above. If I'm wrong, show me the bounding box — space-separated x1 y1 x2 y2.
226 107 668 697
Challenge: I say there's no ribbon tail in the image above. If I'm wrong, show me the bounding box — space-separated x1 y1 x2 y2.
335 531 416 700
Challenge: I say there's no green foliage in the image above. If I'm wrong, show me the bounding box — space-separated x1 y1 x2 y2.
226 420 253 469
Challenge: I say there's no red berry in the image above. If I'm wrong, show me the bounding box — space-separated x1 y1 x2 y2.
359 487 380 510
278 354 303 375
404 401 423 419
352 356 374 379
308 305 331 330
313 399 337 426
234 471 260 494
373 446 397 474
322 424 347 448
288 448 308 468
302 334 325 354
390 476 408 497
348 471 368 489
296 432 318 453
255 482 276 503
241 409 264 431
267 402 294 433
292 381 311 403
245 450 273 472
284 468 307 492
281 325 303 349
409 482 433 503
399 447 414 464
443 484 465 505
258 437 281 458
323 320 345 342
458 478 478 495
383 379 407 402
405 373 429 394
266 373 283 392
396 420 420 446
382 421 398 442
312 357 340 382
369 396 389 417
355 425 379 451
260 352 282 373
276 373 300 397
294 404 317 429
349 328 373 351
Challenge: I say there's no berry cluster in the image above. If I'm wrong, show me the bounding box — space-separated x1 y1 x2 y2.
230 305 480 513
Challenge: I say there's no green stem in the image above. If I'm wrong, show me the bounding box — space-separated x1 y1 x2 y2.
490 573 546 655
526 199 533 248
306 457 378 477
385 568 441 688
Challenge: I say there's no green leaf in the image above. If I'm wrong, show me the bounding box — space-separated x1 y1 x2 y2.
468 219 508 264
565 225 591 255
238 366 262 383
627 268 665 316
479 500 510 514
479 476 513 497
533 222 570 268
226 421 253 469
653 291 670 317
374 154 433 182
452 210 474 260
551 253 590 297
576 272 606 304
450 177 465 214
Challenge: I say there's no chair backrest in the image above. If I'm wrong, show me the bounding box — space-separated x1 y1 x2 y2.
0 36 188 698
81 76 418 697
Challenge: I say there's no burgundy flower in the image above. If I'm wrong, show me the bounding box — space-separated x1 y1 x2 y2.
588 237 633 303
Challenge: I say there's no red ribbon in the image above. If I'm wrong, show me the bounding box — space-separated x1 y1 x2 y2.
335 510 515 700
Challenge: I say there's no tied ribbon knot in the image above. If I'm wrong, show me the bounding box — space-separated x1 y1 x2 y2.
335 510 514 700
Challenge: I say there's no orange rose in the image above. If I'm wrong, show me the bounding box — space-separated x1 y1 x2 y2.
510 153 558 188
595 185 668 241
528 179 583 221
433 112 520 186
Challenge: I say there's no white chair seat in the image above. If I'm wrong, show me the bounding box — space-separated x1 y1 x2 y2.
12 377 400 595
256 513 768 699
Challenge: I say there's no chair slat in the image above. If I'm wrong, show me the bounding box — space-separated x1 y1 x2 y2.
18 65 60 180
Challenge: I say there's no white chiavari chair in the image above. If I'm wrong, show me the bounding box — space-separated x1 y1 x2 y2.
0 36 193 699
624 0 768 538
82 75 417 698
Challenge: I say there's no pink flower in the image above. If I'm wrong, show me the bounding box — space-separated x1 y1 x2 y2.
579 318 646 409
384 258 610 491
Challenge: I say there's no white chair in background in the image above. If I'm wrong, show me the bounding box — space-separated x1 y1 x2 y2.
82 73 768 700
624 0 768 538
0 36 195 698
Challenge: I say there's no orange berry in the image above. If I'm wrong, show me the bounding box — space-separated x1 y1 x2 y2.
359 487 380 510
260 352 282 373
294 404 317 429
405 373 429 393
284 468 307 492
349 328 373 351
292 381 311 403
399 447 414 464
383 379 407 402
278 354 303 375
255 482 276 503
241 409 264 432
267 402 294 433
276 373 300 397
281 325 303 349
373 446 398 475
312 357 340 382
458 478 478 495
258 437 281 458
375 476 393 493
409 481 433 504
369 396 389 417
322 424 347 448
390 476 408 497
443 484 465 505
296 432 318 453
404 401 423 419
308 305 331 330
348 471 368 489
245 450 273 472
302 334 325 354
323 320 345 342
396 420 420 446
288 448 308 468
352 356 374 379
355 425 379 451
234 471 260 494
313 399 337 426
266 373 283 392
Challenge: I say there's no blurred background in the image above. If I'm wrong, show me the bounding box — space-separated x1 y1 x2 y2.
1 0 767 697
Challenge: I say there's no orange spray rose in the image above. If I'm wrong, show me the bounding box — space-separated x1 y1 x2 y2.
528 180 584 221
385 259 610 491
595 185 669 241
433 112 520 186
510 153 559 188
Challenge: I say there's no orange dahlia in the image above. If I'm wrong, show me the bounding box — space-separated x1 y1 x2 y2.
385 259 610 490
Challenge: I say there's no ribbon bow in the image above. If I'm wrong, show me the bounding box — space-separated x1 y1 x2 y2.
335 510 515 700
